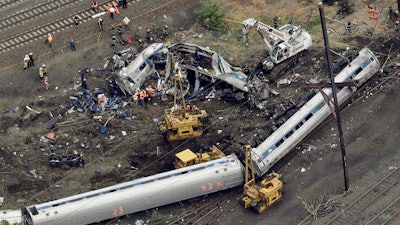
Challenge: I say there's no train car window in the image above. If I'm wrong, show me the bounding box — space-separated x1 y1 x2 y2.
286 130 294 139
305 113 313 121
139 63 146 71
29 207 39 215
361 58 372 68
276 139 284 147
351 67 363 79
141 180 153 184
85 193 98 198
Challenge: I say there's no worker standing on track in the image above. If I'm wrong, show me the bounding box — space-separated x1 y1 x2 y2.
122 0 127 8
74 15 80 28
91 1 99 13
109 6 115 20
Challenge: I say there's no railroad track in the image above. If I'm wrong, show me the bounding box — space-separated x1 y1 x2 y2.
296 67 400 225
0 0 80 32
0 0 24 10
167 186 242 225
0 0 133 52
364 195 400 225
326 167 400 225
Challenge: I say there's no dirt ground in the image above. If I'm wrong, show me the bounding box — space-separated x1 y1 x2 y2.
1 0 400 224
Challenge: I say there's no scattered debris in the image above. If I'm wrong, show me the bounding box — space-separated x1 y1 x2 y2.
48 152 85 170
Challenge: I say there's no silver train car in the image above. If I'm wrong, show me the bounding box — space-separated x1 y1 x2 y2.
252 47 380 177
23 154 244 225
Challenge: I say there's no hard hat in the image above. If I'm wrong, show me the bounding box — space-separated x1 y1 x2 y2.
146 28 150 32
29 52 33 55
165 25 168 28
48 33 51 36
42 64 46 67
397 21 400 24
138 39 142 42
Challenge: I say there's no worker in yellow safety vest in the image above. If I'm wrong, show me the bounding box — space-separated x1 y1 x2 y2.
39 64 46 82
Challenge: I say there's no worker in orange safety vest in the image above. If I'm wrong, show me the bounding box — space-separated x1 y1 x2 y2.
139 90 146 106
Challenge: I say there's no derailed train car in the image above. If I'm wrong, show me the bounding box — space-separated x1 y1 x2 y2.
22 154 244 225
251 47 380 177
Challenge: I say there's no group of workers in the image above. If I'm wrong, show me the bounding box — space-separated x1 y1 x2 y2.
186 104 200 114
22 52 49 90
132 85 157 106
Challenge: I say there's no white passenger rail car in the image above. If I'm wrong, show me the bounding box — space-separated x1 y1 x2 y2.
23 154 244 225
252 47 380 177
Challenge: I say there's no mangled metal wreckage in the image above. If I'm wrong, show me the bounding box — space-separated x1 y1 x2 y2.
114 43 272 109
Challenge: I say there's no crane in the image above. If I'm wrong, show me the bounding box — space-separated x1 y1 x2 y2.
242 18 312 81
159 74 208 141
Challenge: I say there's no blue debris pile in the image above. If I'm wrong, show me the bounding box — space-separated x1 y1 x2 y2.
60 89 128 115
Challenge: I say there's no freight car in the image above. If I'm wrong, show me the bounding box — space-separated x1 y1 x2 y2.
22 154 244 225
251 47 380 177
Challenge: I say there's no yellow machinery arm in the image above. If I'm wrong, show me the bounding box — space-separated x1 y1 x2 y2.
242 145 283 213
159 74 208 141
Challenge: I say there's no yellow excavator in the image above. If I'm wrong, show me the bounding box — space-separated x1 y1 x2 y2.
174 145 225 168
242 145 283 213
159 74 208 141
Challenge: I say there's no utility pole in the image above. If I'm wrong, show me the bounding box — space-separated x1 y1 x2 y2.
318 2 350 192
